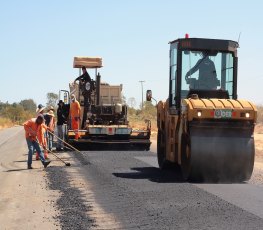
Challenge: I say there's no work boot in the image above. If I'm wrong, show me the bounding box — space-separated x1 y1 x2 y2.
44 152 49 160
27 165 33 169
43 160 51 168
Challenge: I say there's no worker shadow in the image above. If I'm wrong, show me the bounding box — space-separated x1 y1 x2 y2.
5 168 31 172
113 166 184 183
13 159 54 163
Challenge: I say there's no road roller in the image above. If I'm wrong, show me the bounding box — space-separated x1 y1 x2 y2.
147 36 257 182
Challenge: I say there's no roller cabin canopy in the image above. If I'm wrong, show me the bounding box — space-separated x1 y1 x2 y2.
73 56 103 69
169 38 239 54
169 37 239 109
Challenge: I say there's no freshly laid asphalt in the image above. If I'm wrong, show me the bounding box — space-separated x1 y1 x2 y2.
47 149 263 229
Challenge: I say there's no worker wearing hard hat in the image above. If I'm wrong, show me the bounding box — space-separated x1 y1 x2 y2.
23 114 51 169
70 94 81 140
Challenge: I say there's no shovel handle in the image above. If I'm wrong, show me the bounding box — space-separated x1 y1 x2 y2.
47 130 81 154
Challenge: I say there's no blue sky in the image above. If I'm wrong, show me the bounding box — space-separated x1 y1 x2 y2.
1 1 263 107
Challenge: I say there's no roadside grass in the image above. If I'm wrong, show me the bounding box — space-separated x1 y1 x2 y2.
0 117 14 129
128 114 157 130
257 105 263 123
128 111 157 138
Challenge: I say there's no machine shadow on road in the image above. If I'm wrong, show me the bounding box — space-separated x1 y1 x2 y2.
113 166 184 183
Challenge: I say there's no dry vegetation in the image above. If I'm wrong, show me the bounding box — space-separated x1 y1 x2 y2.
0 117 14 130
256 105 263 123
128 114 157 137
0 99 37 130
128 102 157 137
254 105 263 163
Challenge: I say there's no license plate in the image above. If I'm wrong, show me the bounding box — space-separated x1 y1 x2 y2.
214 109 232 119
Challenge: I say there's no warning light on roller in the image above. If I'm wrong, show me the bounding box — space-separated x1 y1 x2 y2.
245 112 250 118
197 111 202 117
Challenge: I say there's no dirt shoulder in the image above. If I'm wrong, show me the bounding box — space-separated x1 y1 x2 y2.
0 127 64 229
255 124 263 163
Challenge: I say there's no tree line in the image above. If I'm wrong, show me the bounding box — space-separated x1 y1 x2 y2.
0 92 158 128
0 99 37 125
0 92 58 126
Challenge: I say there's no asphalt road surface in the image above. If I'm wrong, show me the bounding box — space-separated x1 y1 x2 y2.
1 127 263 229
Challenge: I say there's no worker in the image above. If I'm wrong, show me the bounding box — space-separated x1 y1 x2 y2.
23 114 51 169
74 66 91 84
70 94 81 140
44 107 56 151
36 122 49 160
56 100 66 151
185 52 219 89
74 66 92 128
35 103 48 160
36 104 45 115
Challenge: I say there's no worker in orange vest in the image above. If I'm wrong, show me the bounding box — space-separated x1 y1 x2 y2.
36 123 49 160
70 94 81 140
35 104 48 160
23 114 51 169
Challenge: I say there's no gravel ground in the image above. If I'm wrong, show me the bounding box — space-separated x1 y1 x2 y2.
249 163 263 185
46 165 96 230
250 131 263 185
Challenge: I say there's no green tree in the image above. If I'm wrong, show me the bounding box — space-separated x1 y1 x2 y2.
0 101 36 125
46 92 58 109
1 104 24 123
19 99 37 112
0 101 8 113
127 106 137 116
141 101 156 119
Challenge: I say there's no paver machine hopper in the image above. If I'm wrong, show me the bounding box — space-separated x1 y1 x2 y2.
147 36 257 182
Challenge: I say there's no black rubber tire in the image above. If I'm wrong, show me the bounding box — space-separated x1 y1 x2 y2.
181 134 191 181
145 146 150 151
157 130 172 170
